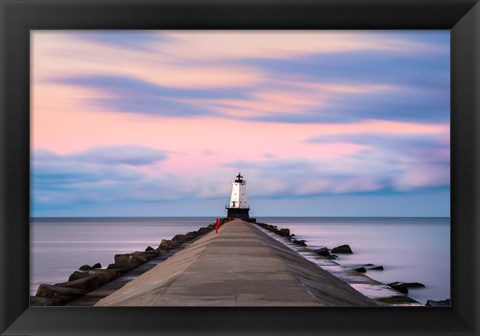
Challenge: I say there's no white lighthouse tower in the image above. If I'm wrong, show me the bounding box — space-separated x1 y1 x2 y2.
226 173 250 219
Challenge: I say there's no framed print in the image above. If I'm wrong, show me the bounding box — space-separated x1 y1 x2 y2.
1 0 479 335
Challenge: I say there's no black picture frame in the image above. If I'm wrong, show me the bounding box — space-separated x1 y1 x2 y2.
1 0 479 335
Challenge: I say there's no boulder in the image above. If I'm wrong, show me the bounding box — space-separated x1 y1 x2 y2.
278 228 290 237
185 231 199 240
86 269 121 285
36 284 87 300
79 264 91 271
354 267 367 273
406 282 425 288
158 239 171 250
30 296 59 306
358 264 384 271
293 239 307 246
158 239 180 251
331 245 353 254
314 247 330 256
145 246 155 252
114 252 154 265
68 271 89 282
91 262 102 269
388 281 426 294
107 263 138 274
426 299 450 307
56 275 100 291
172 234 187 243
388 282 409 294
136 250 158 258
114 253 137 264
326 255 339 260
197 227 211 235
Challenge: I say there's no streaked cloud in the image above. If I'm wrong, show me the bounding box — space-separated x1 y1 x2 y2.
31 30 450 216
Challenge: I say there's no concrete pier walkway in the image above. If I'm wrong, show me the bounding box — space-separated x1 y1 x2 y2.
95 219 377 306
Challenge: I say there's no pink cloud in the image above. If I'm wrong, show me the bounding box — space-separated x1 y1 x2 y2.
157 31 438 61
32 32 264 89
395 164 450 191
32 31 434 93
177 81 399 119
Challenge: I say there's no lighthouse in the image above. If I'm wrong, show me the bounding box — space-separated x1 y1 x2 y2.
226 173 250 219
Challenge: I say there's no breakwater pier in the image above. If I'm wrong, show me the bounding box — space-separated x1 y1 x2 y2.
95 219 377 306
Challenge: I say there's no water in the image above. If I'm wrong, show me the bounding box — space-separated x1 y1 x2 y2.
30 217 450 305
30 217 215 296
259 217 450 304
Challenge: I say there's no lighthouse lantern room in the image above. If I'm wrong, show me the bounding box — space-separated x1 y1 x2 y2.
226 173 250 219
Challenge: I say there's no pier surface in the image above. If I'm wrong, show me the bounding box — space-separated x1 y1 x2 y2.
95 219 377 306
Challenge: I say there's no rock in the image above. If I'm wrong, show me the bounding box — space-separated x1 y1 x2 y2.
68 271 89 282
172 234 187 243
388 282 409 294
388 281 426 294
137 250 158 258
426 299 450 307
331 245 353 254
70 269 120 285
293 239 307 246
114 253 138 265
185 231 199 240
197 227 211 235
56 275 100 291
158 239 171 250
91 262 102 269
158 239 180 251
326 254 338 260
278 228 290 237
87 269 121 285
406 282 425 288
145 246 155 252
354 267 367 273
30 296 59 306
357 264 384 271
114 252 154 265
107 263 134 273
265 224 276 232
79 264 91 271
36 284 87 300
314 247 330 256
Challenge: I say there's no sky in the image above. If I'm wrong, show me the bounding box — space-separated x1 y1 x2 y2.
31 30 450 217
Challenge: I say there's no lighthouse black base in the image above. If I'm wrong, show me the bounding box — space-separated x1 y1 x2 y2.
226 207 250 219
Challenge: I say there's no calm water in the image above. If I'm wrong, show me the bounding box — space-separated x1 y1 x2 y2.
30 217 450 304
30 217 216 296
260 217 450 304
